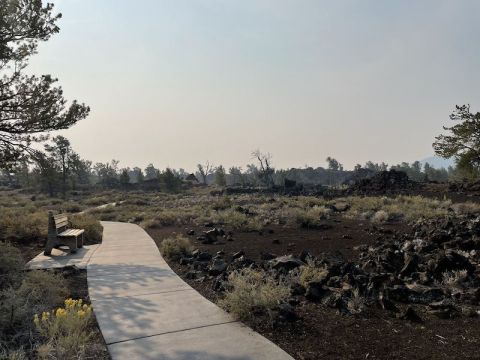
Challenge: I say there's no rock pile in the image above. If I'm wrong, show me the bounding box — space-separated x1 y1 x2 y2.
449 180 480 193
348 170 420 195
178 215 480 322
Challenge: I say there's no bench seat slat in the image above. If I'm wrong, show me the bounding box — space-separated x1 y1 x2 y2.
58 229 84 237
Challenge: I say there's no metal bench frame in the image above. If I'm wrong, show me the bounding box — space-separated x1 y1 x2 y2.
44 211 85 255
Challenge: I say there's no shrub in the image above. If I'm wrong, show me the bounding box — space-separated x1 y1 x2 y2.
442 270 469 291
296 259 328 287
0 210 47 242
160 235 193 261
0 270 67 349
451 202 480 216
17 271 68 312
209 209 262 231
1 271 67 330
82 196 110 206
62 202 84 213
69 214 103 244
344 196 451 222
0 349 27 360
0 242 25 288
346 288 366 314
143 211 178 228
219 269 290 321
371 210 389 223
34 299 93 359
292 206 331 228
212 196 232 211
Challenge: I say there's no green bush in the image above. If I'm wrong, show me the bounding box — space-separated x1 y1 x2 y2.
69 214 103 244
160 235 193 261
219 269 290 321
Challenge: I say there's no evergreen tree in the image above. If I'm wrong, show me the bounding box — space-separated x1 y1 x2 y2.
0 1 89 163
214 165 227 187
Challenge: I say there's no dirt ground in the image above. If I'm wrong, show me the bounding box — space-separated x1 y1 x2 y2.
148 215 480 360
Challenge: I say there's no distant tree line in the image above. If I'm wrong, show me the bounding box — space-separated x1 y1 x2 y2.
0 143 464 196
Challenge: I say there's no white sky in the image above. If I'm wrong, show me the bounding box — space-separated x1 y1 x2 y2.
28 0 480 171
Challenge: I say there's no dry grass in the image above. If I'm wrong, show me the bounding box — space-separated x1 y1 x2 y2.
371 210 389 223
295 258 329 287
0 209 47 242
344 196 452 222
346 288 366 314
219 269 290 321
0 242 25 288
441 270 469 292
3 189 480 240
0 269 68 354
450 202 480 215
160 235 194 261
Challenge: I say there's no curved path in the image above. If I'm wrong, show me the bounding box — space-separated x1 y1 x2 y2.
87 221 293 360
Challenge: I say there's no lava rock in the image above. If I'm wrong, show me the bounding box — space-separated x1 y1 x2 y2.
203 229 218 244
406 284 444 304
378 292 398 312
291 282 306 296
231 251 245 260
397 306 423 323
431 250 475 278
185 271 202 280
179 257 193 265
305 282 326 302
196 251 212 262
387 285 411 303
299 250 313 263
277 303 297 322
269 255 304 271
400 254 419 277
209 259 227 276
260 252 277 261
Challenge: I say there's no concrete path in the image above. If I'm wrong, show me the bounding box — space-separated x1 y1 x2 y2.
88 222 293 360
26 245 100 270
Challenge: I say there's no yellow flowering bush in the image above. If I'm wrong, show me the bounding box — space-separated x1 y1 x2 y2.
33 299 94 359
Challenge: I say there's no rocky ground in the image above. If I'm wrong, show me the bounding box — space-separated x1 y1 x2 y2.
149 208 480 359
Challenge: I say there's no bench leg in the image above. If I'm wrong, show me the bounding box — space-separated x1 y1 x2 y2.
44 236 56 256
68 237 78 254
79 233 84 248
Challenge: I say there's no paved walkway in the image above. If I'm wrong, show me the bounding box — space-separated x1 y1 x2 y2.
88 222 293 360
27 245 100 270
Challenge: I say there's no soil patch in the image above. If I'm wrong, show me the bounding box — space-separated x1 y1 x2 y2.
148 218 409 262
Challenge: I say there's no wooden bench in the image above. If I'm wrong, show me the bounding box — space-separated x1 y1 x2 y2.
44 211 85 255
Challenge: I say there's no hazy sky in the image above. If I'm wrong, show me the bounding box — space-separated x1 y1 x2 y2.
29 0 480 171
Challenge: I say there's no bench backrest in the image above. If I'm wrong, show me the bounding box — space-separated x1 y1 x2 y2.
48 212 69 235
